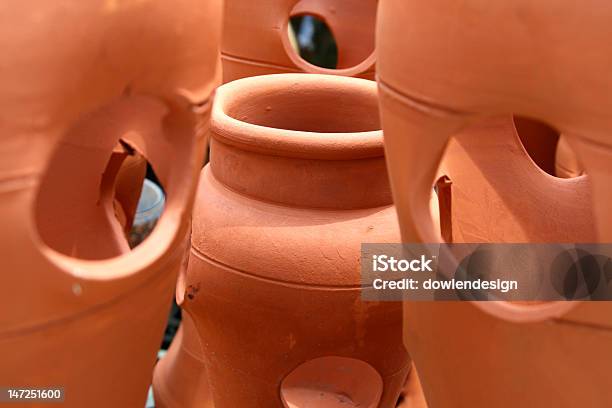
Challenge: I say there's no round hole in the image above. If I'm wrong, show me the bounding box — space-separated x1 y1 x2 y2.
281 356 383 408
285 0 377 75
289 14 338 69
36 134 164 260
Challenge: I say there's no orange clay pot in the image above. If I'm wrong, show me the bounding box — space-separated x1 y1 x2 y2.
161 2 378 405
0 1 222 406
221 0 377 82
377 0 612 406
180 73 412 407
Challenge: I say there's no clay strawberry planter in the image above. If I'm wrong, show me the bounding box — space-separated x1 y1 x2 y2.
162 2 379 404
222 0 377 82
0 1 222 406
179 73 412 407
377 1 612 406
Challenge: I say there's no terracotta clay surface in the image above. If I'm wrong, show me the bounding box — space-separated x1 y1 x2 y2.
555 135 584 178
377 1 612 406
280 356 384 407
181 73 411 407
114 150 147 234
153 313 213 408
512 117 559 177
0 1 222 406
438 118 595 244
396 364 427 408
222 0 377 82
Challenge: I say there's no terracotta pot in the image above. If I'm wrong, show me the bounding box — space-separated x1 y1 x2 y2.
222 0 377 82
0 1 222 406
161 2 379 404
555 135 584 178
180 73 411 407
377 1 612 406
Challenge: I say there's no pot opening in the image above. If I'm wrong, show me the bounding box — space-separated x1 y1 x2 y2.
225 81 380 133
281 356 383 408
286 0 377 72
289 14 338 69
35 135 165 260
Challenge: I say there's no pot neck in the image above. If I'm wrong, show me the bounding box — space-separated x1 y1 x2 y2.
209 74 390 209
209 136 392 210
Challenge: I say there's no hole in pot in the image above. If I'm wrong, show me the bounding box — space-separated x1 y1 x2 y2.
513 116 560 176
36 136 165 260
289 14 338 69
281 356 383 408
287 0 377 71
227 81 380 133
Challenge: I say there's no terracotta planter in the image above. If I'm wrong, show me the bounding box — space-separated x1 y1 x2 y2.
160 1 383 403
0 1 222 406
161 2 379 404
377 1 612 406
222 0 377 82
179 73 411 407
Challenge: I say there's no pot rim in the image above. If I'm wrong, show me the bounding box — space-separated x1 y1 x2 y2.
212 73 384 160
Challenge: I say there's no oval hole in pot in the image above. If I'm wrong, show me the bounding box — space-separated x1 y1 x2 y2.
289 14 338 69
280 356 383 408
35 135 165 260
287 0 377 72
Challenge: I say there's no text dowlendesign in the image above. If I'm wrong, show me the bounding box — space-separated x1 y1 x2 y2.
370 254 518 294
